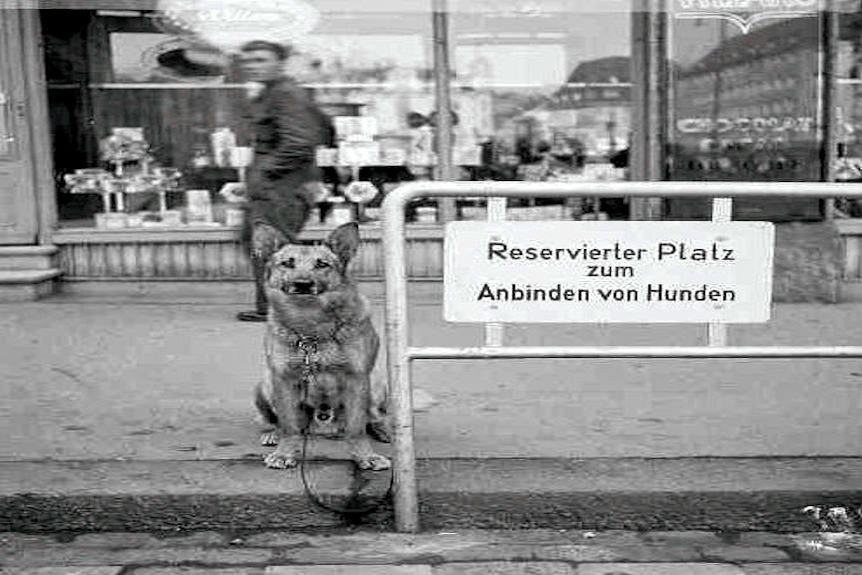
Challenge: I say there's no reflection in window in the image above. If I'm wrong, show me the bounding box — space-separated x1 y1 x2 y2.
670 16 821 183
449 3 631 220
834 7 862 215
455 43 566 87
668 14 823 220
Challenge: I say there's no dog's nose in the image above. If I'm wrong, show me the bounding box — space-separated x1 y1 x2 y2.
290 280 316 295
316 403 332 421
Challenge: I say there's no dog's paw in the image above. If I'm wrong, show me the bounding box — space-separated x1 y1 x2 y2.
356 453 391 471
264 451 298 469
260 430 279 446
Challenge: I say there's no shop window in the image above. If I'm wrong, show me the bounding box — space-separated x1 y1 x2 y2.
42 1 636 228
667 7 824 221
297 25 436 223
448 0 632 221
834 5 862 215
42 6 437 228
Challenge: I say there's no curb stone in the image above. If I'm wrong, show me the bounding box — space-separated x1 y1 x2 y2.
129 570 265 575
265 568 433 574
434 563 574 574
4 565 862 575
0 569 123 575
699 545 792 562
575 565 744 574
0 529 819 567
3 530 862 573
740 565 862 574
0 547 276 568
68 532 228 547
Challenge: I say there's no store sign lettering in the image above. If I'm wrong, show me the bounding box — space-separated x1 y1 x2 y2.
674 0 819 33
195 10 281 23
159 0 319 37
167 8 294 28
676 116 814 134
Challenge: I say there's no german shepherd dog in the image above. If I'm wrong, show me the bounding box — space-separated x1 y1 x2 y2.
254 222 391 471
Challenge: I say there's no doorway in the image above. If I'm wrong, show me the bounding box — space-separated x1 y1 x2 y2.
0 8 39 245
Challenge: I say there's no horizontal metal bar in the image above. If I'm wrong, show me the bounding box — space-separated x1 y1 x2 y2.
89 83 247 90
385 181 862 210
407 346 862 359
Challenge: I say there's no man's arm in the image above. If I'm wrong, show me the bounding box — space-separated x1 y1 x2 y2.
257 83 321 176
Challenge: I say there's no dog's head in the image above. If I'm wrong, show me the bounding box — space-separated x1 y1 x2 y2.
265 222 360 304
301 371 347 438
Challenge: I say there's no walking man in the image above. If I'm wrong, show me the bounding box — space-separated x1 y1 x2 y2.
236 40 331 322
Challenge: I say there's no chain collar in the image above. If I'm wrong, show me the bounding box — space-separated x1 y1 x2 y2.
271 320 353 354
272 324 348 403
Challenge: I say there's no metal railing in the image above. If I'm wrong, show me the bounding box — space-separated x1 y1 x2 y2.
381 180 862 533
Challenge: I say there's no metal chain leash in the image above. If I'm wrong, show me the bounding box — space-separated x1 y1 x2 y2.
295 336 393 517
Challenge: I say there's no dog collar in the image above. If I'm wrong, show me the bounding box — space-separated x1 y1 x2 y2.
271 322 353 351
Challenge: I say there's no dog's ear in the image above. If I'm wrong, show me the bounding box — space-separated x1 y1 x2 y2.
252 223 290 261
325 222 360 266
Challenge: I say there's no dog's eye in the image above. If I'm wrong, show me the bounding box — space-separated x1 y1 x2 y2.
314 259 330 269
280 258 295 269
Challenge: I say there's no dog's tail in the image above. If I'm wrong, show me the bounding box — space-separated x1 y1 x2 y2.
254 383 279 426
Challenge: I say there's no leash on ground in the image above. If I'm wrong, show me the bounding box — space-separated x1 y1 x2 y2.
299 429 394 517
297 336 393 517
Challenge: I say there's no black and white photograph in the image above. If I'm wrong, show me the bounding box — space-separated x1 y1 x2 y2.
2 0 862 573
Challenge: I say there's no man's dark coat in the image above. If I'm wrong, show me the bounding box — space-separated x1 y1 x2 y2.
242 75 331 243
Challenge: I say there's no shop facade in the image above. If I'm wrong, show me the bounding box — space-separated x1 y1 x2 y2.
1 0 861 298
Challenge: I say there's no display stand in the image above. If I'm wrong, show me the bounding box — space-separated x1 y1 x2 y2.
64 165 182 228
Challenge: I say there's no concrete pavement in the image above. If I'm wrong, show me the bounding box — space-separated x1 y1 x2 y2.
3 528 862 573
2 282 862 531
5 282 862 460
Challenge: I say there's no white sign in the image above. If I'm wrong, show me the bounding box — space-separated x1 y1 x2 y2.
444 221 775 323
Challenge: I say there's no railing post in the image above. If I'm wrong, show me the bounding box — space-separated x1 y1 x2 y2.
382 185 420 533
484 195 506 347
708 197 732 346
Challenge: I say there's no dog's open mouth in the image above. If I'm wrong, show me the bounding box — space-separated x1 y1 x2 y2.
285 280 322 296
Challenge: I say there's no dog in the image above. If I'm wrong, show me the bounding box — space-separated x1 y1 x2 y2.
254 222 391 471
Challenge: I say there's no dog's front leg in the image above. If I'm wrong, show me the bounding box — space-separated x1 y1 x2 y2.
366 373 392 443
263 370 305 470
345 375 391 471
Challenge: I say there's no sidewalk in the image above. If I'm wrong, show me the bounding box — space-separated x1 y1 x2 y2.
2 282 862 532
3 527 862 573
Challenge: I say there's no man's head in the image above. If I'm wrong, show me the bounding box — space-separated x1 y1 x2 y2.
239 40 290 83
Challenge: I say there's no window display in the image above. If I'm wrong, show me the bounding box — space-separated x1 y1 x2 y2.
42 1 635 228
44 6 441 228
